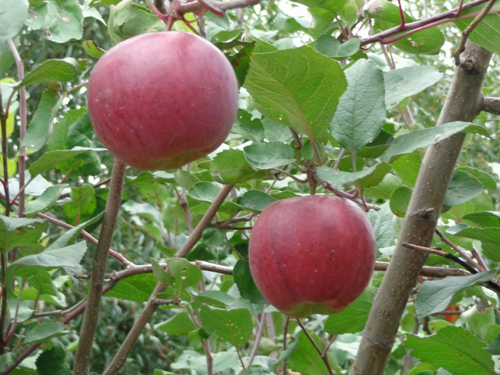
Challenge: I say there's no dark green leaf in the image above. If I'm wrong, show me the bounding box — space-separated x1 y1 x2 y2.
447 226 500 262
391 151 421 188
25 323 67 344
244 46 347 141
238 190 275 212
211 150 265 184
18 58 79 87
0 217 47 253
35 339 71 375
415 270 497 320
151 259 175 285
244 143 296 169
405 326 495 375
167 258 203 288
331 59 386 152
199 305 253 345
316 162 391 188
233 260 266 304
106 274 158 302
389 186 412 217
288 331 329 375
315 35 360 59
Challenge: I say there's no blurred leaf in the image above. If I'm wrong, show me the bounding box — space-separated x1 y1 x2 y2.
231 109 265 143
22 82 63 152
106 274 158 302
444 169 483 207
463 211 500 227
324 287 376 334
0 353 17 372
405 326 495 375
294 0 348 13
0 217 47 253
448 226 500 262
331 59 386 152
155 312 197 336
188 182 220 203
457 166 497 190
288 331 329 375
167 258 203 288
151 259 175 285
211 150 265 184
233 259 266 304
244 46 347 141
244 143 296 169
199 305 253 345
368 203 396 249
46 213 103 250
317 162 391 189
18 58 79 87
364 174 403 199
25 323 67 344
391 151 421 188
387 122 489 161
81 40 106 58
389 186 412 217
238 190 275 212
384 66 442 109
35 339 71 375
315 35 360 59
28 271 58 296
415 270 497 320
0 0 28 44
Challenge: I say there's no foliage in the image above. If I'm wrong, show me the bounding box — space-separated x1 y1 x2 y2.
0 0 499 374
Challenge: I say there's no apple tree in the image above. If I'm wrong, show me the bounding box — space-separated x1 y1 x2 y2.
1 0 500 374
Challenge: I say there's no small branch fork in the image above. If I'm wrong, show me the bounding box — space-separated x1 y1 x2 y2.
296 319 335 375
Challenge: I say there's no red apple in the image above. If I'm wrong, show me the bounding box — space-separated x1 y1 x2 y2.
87 31 238 170
443 305 461 323
249 195 376 318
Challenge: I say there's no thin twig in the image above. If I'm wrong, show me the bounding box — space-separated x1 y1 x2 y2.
247 312 267 368
435 229 481 270
453 0 498 65
282 316 289 375
296 319 334 375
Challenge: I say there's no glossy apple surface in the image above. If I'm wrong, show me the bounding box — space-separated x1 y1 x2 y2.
249 195 376 318
87 31 238 170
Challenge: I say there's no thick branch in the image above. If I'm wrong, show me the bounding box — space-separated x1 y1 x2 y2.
103 184 234 375
352 41 492 375
481 96 500 114
73 159 127 375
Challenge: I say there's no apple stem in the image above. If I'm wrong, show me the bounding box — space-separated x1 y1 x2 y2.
296 318 335 375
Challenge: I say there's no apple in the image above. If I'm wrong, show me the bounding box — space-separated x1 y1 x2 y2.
87 31 238 171
249 195 376 318
443 305 461 323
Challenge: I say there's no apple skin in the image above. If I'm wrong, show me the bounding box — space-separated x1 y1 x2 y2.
249 195 376 318
87 31 238 171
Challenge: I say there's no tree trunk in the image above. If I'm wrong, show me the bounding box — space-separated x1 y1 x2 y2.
351 41 492 375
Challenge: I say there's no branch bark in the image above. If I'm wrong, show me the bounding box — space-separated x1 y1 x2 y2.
103 184 234 375
73 159 127 375
481 96 500 114
351 41 492 375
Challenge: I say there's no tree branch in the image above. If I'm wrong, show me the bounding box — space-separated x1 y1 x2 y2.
102 184 234 375
481 96 500 115
352 41 492 375
73 159 127 375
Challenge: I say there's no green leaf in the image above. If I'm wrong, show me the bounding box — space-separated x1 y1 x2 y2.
171 350 239 374
463 211 500 227
405 326 495 375
315 35 360 59
316 162 392 189
457 166 497 190
384 66 442 109
0 353 17 372
454 3 500 56
447 226 500 262
28 271 58 296
324 287 376 334
238 190 275 212
415 270 497 320
244 46 347 141
211 149 265 184
0 217 47 253
22 82 63 151
368 203 397 249
389 186 412 217
202 228 225 247
486 335 500 354
81 40 106 59
25 184 67 216
18 58 79 87
331 59 386 152
7 242 87 280
231 109 265 143
155 312 197 336
167 258 203 288
106 274 158 302
151 259 175 285
46 213 103 250
364 173 403 199
25 0 83 44
199 305 253 345
29 147 106 177
35 339 71 375
233 260 266 304
244 143 296 169
108 0 166 43
193 291 236 309
294 0 348 13
174 170 200 190
0 0 29 44
391 151 421 188
25 323 67 344
444 169 484 207
387 121 489 161
188 182 220 203
288 331 329 375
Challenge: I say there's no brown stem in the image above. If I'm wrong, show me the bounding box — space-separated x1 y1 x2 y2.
435 228 481 270
361 0 490 46
103 184 234 375
352 41 491 375
282 316 289 375
247 312 267 367
481 96 500 115
452 0 497 65
73 159 127 375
